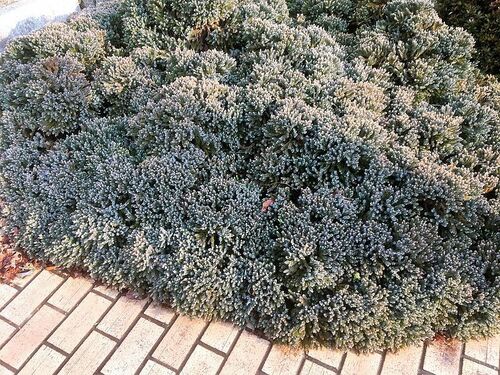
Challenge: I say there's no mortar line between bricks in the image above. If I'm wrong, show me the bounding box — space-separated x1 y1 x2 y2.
134 305 179 375
94 328 121 343
295 351 307 375
94 294 150 374
16 270 68 329
52 289 124 375
44 341 70 356
11 303 63 373
0 315 17 329
0 358 17 373
197 340 227 359
6 268 41 292
91 288 120 302
6 283 22 292
140 310 172 329
15 273 110 373
0 286 21 312
377 350 387 375
336 351 348 374
418 340 429 375
50 269 73 279
462 354 500 370
304 354 339 373
0 268 47 324
215 328 244 375
458 342 465 375
256 340 273 374
147 356 178 373
175 319 211 374
0 270 67 356
44 301 69 315
0 319 17 357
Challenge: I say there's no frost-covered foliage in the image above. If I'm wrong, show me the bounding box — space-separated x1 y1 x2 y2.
0 0 499 352
435 0 500 76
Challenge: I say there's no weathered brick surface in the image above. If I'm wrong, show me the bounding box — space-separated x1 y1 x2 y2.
144 303 175 325
153 315 207 369
0 284 16 310
219 330 270 375
341 352 383 375
461 359 498 375
307 348 344 371
0 320 15 347
381 345 423 375
140 360 175 375
97 296 147 339
18 345 65 375
93 284 120 299
300 360 335 374
1 270 63 325
48 277 93 312
102 318 164 375
263 345 304 375
58 331 116 375
180 345 224 374
0 269 499 375
0 305 64 369
465 337 499 368
10 269 40 288
49 292 111 353
201 320 240 353
423 340 462 375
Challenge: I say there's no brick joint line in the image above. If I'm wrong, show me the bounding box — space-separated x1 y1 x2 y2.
94 293 150 374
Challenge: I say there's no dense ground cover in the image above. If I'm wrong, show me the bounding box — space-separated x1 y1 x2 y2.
435 0 499 76
0 0 498 351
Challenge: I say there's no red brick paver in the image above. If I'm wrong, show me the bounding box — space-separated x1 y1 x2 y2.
0 268 499 375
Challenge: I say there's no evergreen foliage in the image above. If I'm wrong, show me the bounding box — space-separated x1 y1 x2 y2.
0 0 498 351
435 0 500 76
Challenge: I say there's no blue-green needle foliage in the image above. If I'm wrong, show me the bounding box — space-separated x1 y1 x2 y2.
0 0 498 351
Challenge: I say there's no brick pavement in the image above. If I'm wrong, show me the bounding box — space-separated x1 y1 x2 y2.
0 268 498 375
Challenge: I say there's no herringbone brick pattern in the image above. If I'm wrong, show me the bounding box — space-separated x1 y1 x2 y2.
0 268 498 375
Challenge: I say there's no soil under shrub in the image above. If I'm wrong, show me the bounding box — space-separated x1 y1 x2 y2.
0 0 498 351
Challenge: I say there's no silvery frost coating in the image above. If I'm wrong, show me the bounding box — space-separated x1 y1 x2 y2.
0 0 499 351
